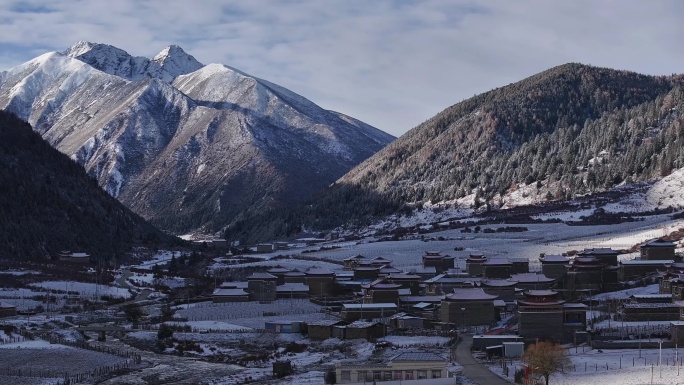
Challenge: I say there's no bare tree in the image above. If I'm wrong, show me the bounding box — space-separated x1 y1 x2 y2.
522 341 571 385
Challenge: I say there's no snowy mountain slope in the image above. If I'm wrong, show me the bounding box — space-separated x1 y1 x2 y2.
0 42 394 235
298 63 684 233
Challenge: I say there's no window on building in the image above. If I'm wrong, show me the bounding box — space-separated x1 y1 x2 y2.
405 371 414 380
373 371 381 380
359 370 369 381
418 370 427 379
393 371 402 380
432 370 442 378
383 371 392 381
341 371 350 381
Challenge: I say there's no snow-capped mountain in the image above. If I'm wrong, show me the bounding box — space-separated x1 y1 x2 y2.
64 41 203 82
0 42 394 235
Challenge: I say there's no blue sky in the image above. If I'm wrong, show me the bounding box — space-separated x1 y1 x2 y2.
1 0 683 137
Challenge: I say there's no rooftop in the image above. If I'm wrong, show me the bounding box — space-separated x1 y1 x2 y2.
539 254 569 262
510 273 555 283
276 283 309 292
579 248 618 255
483 258 512 266
246 272 277 280
345 320 381 328
445 288 498 301
306 268 335 276
620 259 673 265
212 288 248 296
390 351 446 362
307 320 345 327
480 279 517 287
524 289 558 297
342 303 397 309
642 238 676 248
631 294 672 299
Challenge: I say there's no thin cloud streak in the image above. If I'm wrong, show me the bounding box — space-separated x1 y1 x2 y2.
0 0 683 136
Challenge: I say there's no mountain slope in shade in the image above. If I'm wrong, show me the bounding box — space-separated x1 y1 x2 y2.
300 64 684 230
0 42 394 237
0 110 173 259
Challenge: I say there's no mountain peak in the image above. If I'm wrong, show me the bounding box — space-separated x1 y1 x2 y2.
62 41 203 83
63 41 129 60
153 45 185 60
152 44 203 77
63 41 96 57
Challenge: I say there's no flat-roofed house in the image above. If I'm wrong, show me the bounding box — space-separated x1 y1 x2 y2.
641 239 676 261
212 288 249 303
509 258 529 274
333 320 385 340
518 290 565 342
307 320 346 340
483 258 512 279
480 279 517 301
578 248 619 266
466 253 487 276
619 259 673 281
247 272 278 302
539 254 569 280
510 272 556 291
58 252 90 263
267 266 291 285
264 320 304 333
441 288 498 327
340 303 398 322
305 268 336 297
283 269 306 284
422 251 456 274
276 283 309 299
362 279 401 304
0 301 16 318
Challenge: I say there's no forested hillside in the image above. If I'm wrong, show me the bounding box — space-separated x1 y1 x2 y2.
233 64 684 241
0 111 176 260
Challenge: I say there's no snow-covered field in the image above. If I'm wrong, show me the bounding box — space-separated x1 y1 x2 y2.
490 347 684 385
122 250 181 270
126 272 186 288
280 216 684 269
29 281 132 299
176 299 328 329
0 340 128 378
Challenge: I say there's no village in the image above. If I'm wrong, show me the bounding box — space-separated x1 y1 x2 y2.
2 218 684 384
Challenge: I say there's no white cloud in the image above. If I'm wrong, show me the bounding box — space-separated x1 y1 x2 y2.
1 0 683 136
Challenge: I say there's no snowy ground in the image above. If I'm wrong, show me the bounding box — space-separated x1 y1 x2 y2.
269 216 684 270
591 284 661 301
29 281 132 299
174 299 329 329
0 339 129 378
122 250 182 270
489 346 684 385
